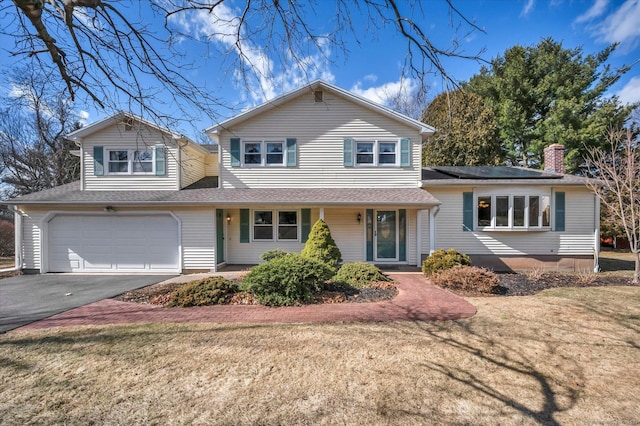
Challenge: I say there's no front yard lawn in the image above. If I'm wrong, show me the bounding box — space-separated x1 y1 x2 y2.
1 286 638 425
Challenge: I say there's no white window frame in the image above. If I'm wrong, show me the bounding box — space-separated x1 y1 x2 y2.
106 148 155 175
242 140 286 167
252 209 299 241
475 194 551 231
355 139 399 167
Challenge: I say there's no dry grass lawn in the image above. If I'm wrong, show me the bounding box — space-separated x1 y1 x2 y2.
1 285 639 425
0 257 14 269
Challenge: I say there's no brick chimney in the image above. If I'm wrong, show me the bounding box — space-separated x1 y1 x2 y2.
544 144 565 174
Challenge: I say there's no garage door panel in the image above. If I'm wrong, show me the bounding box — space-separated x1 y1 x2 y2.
48 215 180 273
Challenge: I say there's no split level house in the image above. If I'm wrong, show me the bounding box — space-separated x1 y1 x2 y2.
5 80 600 274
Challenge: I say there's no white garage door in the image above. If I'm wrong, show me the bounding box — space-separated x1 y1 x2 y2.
48 215 180 273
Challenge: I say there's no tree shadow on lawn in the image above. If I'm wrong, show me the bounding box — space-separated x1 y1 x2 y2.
383 288 640 425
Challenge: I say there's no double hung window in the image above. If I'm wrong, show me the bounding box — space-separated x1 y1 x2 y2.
107 149 154 174
243 140 285 166
355 140 398 166
253 210 298 241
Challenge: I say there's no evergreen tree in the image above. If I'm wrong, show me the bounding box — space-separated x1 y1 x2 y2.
301 219 342 267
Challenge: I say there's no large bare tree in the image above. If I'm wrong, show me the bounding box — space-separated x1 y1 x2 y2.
586 127 640 284
5 0 484 128
0 68 81 197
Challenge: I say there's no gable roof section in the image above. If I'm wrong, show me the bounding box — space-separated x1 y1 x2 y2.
422 166 595 186
6 181 439 207
65 112 210 156
206 80 435 139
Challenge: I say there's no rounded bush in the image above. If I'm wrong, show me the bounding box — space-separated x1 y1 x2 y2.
422 249 471 277
431 265 501 294
241 254 335 306
168 276 239 307
333 262 391 289
260 249 291 262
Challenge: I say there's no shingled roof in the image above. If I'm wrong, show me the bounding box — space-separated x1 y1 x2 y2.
6 181 439 207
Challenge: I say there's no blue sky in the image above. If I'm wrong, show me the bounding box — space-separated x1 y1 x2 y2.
2 0 639 139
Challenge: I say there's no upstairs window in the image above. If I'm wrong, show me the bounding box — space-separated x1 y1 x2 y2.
476 194 550 229
242 140 285 166
355 140 398 166
107 149 154 175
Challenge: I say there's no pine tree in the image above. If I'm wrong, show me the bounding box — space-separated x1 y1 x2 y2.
301 219 342 267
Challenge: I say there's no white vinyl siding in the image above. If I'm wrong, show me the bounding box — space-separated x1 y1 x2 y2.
179 145 207 189
428 187 596 256
205 153 219 177
17 206 218 272
219 91 422 188
174 208 216 270
82 123 179 191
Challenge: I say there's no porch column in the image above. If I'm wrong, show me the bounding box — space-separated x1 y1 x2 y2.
319 208 325 220
429 206 439 255
416 210 424 267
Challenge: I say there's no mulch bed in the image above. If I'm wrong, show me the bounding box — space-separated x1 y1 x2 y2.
494 272 634 297
113 272 636 306
113 280 398 306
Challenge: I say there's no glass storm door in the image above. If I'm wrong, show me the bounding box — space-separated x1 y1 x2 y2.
375 210 397 260
216 209 225 264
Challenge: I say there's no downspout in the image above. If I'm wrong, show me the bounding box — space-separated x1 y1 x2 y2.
594 194 600 272
0 206 23 272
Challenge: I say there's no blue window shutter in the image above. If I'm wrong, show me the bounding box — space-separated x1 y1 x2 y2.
301 208 311 242
93 146 104 176
240 209 250 243
555 192 565 232
343 138 354 167
286 138 297 167
399 209 406 261
463 192 474 232
155 145 166 176
230 138 241 167
366 209 374 261
400 138 411 167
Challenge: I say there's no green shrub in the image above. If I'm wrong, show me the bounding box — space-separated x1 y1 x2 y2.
422 249 471 276
301 219 342 267
241 254 335 306
431 266 501 294
260 249 291 262
168 276 239 307
333 262 391 289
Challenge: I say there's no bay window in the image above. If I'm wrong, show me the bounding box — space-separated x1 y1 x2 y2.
476 194 550 229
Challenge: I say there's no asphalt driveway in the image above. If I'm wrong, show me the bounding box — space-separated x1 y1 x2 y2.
0 274 175 333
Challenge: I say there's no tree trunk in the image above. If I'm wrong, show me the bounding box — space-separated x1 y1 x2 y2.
634 251 640 285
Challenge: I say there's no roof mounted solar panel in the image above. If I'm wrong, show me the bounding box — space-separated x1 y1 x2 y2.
433 166 563 179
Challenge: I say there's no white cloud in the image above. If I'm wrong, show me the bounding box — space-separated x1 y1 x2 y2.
575 0 609 23
363 74 378 83
616 76 640 105
168 3 334 105
77 110 90 125
521 0 536 16
592 0 640 49
350 78 419 106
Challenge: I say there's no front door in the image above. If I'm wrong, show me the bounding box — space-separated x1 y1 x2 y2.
375 210 398 261
216 209 225 264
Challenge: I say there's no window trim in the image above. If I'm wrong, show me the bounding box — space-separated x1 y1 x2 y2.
354 139 399 167
475 194 551 231
241 139 286 167
252 209 299 242
105 148 155 175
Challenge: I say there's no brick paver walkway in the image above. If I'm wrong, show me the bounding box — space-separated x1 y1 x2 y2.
17 274 476 331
